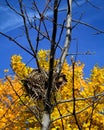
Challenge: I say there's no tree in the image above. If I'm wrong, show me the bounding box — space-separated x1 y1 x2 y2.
0 0 104 130
0 53 104 129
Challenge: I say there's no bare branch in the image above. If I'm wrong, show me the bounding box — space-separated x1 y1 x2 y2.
5 0 22 16
72 13 84 30
6 76 41 125
56 19 66 48
53 92 104 106
56 0 72 74
71 58 81 130
51 94 104 123
87 0 101 9
18 0 40 70
0 32 33 56
72 19 104 34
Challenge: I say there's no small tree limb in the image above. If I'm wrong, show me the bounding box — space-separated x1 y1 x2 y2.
56 0 72 74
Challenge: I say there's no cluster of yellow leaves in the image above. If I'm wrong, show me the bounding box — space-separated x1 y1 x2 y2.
79 65 104 129
0 76 24 129
0 50 104 129
37 49 50 70
11 55 33 79
0 76 40 130
38 49 58 70
51 62 88 129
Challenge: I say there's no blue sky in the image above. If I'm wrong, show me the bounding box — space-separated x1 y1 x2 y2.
0 0 104 78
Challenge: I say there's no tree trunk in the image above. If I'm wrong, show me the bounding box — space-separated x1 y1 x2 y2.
41 111 50 130
41 0 72 130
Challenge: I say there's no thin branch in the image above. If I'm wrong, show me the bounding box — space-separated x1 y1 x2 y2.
89 101 95 130
6 76 42 125
67 50 95 56
19 1 33 50
32 1 43 53
42 20 51 40
0 32 33 56
5 0 22 16
0 97 19 120
87 0 101 9
54 96 64 130
29 23 50 40
18 0 40 70
71 57 81 130
51 94 104 123
58 8 67 12
72 19 104 34
53 92 104 106
35 20 42 53
73 0 82 7
72 13 84 30
56 19 66 48
89 93 103 130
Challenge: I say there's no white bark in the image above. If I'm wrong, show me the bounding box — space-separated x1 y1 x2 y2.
41 111 50 130
56 0 72 73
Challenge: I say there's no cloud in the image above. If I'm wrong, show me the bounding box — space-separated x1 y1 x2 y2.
0 5 53 33
0 6 23 33
0 0 88 33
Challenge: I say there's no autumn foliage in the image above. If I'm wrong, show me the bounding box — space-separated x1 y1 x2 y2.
0 50 104 130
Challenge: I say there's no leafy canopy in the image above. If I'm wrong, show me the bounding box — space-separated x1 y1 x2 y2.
0 50 104 129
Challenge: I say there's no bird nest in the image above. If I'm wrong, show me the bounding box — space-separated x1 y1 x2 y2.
22 69 67 100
